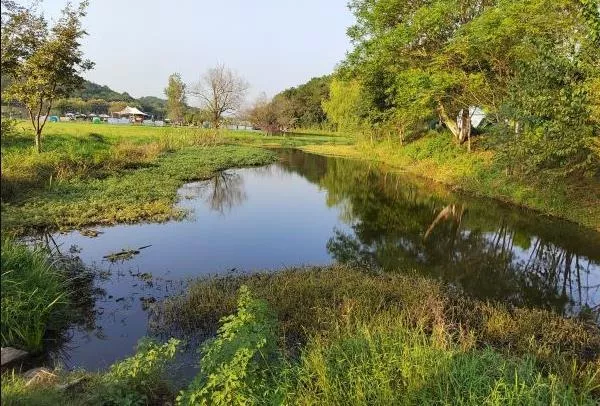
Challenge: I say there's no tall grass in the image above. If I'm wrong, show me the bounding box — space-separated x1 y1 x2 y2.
155 265 600 394
0 238 69 353
289 312 596 405
174 286 597 405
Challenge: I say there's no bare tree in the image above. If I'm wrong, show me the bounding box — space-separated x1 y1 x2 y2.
190 64 248 129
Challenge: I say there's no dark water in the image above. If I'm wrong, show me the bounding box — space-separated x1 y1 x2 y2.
43 149 600 372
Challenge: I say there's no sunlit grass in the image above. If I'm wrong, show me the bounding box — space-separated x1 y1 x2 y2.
0 238 68 353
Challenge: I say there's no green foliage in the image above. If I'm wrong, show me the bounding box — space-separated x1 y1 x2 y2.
1 1 94 150
342 0 599 176
92 338 180 405
169 278 597 404
322 78 365 134
1 338 180 406
0 238 69 353
272 75 332 129
290 315 596 405
177 286 281 405
164 73 186 123
159 265 600 394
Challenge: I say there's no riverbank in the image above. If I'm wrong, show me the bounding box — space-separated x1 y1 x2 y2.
300 133 600 231
2 123 309 233
4 265 598 404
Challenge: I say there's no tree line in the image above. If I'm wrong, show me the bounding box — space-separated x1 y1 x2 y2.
325 0 600 177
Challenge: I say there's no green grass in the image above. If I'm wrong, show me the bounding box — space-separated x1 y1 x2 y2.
1 238 69 353
1 122 350 233
301 132 600 231
174 285 598 405
155 265 600 395
1 338 180 406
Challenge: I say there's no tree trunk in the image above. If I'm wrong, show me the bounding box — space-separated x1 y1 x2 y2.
458 108 471 149
437 102 460 139
35 130 42 153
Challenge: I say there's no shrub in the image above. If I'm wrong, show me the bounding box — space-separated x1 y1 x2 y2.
92 337 181 405
177 286 282 405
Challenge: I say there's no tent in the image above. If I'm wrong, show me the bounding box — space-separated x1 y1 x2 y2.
114 106 148 117
114 106 148 123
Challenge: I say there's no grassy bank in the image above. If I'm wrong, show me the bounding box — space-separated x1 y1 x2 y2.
300 132 600 231
156 265 600 400
1 122 289 233
1 338 180 406
0 238 94 353
175 287 596 405
4 265 599 404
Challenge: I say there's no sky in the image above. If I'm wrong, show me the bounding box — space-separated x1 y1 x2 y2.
34 0 355 100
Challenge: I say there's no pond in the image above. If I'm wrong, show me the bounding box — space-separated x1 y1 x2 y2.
43 149 600 373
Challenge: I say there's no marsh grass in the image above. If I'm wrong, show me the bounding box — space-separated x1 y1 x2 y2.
288 313 597 405
1 123 283 233
171 286 598 404
156 265 600 395
0 238 69 353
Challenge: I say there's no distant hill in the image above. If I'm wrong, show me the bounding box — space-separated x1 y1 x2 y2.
71 80 136 102
67 80 168 118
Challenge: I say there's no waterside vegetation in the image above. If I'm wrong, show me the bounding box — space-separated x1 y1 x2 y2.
4 265 599 405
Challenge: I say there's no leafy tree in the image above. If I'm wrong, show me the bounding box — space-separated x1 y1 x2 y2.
272 75 331 129
1 1 93 152
164 73 186 124
322 78 365 133
342 0 599 174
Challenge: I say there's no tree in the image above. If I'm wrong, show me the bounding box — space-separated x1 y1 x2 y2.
190 64 248 129
322 78 364 133
272 75 331 129
164 73 186 124
2 1 93 152
246 93 280 134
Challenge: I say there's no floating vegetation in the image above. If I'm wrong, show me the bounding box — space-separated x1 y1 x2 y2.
102 245 152 263
79 229 104 238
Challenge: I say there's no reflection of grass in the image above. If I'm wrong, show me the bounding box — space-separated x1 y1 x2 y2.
157 265 600 396
301 132 600 231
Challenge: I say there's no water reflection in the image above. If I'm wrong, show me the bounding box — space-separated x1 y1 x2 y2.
180 171 247 214
40 149 600 370
277 149 600 320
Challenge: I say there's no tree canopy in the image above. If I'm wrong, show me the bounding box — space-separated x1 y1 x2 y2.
1 1 93 151
337 0 599 176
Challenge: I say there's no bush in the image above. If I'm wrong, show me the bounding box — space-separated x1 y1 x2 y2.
177 286 282 405
92 338 181 405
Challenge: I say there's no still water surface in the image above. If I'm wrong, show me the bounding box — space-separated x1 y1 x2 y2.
46 149 600 371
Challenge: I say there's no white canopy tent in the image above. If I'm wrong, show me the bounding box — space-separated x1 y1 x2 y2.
114 106 148 117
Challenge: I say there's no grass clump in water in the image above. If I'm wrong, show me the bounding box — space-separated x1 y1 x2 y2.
1 238 70 353
176 286 597 405
156 265 600 396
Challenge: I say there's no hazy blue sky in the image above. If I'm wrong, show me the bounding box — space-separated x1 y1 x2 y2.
37 0 355 100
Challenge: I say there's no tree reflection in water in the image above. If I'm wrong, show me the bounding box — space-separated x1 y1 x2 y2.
183 171 247 214
276 149 600 320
